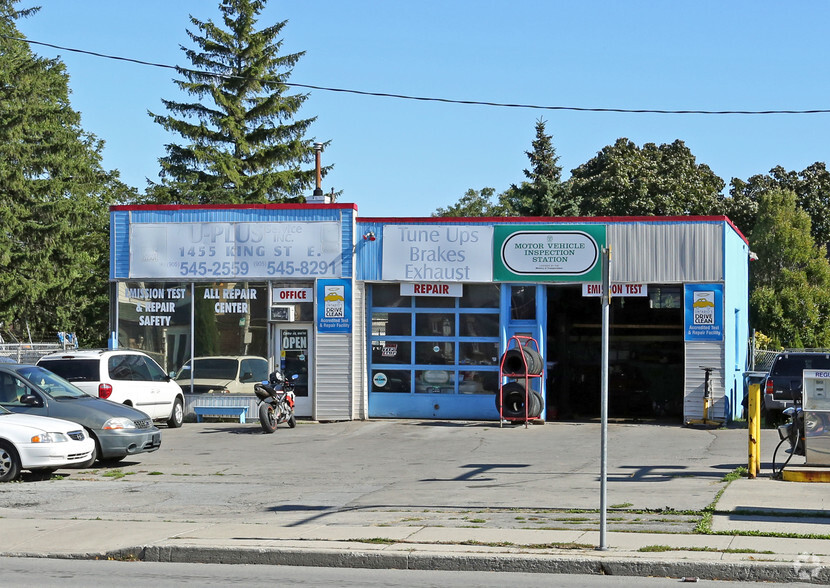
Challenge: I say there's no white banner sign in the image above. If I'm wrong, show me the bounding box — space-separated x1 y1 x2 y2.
129 222 342 279
381 225 493 282
582 283 648 297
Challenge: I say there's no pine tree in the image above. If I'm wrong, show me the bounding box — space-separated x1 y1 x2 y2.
149 0 326 204
500 118 577 217
0 1 127 344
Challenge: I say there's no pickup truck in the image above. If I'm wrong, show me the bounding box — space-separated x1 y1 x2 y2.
764 352 830 418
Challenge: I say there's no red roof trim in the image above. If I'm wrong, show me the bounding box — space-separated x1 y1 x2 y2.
358 214 727 223
357 214 749 245
110 203 357 212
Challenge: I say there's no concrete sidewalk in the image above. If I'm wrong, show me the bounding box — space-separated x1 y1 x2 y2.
0 421 828 583
1 476 829 583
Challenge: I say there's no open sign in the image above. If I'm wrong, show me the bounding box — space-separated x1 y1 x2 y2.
282 330 308 350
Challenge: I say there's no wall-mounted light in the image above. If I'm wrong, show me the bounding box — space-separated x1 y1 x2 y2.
363 231 376 241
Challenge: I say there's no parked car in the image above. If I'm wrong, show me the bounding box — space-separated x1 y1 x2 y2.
0 363 162 464
37 349 184 428
0 356 16 364
175 356 269 395
764 352 830 420
0 404 96 481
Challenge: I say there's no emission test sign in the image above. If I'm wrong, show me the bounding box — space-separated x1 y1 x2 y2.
493 225 606 282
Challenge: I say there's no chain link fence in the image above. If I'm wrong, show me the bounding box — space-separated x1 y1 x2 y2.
0 343 65 365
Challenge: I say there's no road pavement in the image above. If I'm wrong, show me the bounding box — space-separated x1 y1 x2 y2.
0 419 828 583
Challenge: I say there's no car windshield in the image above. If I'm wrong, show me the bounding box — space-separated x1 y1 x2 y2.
178 358 239 380
16 366 90 399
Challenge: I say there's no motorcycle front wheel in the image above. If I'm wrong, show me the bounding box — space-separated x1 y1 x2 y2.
288 413 296 428
259 403 278 433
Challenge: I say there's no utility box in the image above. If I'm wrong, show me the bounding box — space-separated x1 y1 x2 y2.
802 370 830 465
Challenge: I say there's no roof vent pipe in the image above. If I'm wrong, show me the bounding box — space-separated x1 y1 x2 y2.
309 142 326 203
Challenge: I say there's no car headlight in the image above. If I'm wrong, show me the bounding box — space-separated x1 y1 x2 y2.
31 432 70 443
102 418 138 430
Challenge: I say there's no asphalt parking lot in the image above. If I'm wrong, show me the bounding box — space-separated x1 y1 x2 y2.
0 418 782 531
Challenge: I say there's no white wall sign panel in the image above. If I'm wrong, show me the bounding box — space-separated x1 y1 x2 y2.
273 287 314 302
129 221 342 279
381 225 493 282
400 282 463 297
582 283 648 297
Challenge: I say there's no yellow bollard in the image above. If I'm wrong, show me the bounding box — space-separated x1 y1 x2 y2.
748 383 761 478
754 384 761 473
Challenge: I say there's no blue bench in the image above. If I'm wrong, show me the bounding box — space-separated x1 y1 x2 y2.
193 405 248 424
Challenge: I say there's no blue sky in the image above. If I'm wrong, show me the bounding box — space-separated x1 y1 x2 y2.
14 1 830 218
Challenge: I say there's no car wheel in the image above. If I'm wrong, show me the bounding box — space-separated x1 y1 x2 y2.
0 440 22 483
30 468 57 481
167 397 184 428
76 440 98 469
765 409 784 428
99 455 126 466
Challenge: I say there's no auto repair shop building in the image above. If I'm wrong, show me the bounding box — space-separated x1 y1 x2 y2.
109 205 750 424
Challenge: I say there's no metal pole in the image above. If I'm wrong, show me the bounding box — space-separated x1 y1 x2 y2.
599 246 610 551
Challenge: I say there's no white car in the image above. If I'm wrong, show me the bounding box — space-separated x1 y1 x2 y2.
0 405 95 481
36 349 185 428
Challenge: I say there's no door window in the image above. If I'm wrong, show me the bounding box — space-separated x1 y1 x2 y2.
281 328 309 397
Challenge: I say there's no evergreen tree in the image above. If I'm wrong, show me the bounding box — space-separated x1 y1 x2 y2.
0 1 128 344
149 0 326 204
500 118 578 217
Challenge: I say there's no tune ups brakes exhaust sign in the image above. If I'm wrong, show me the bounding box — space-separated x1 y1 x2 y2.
493 225 606 282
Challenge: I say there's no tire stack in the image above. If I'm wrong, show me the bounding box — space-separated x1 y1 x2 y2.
496 345 545 420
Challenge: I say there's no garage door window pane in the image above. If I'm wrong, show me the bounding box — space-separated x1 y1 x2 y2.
460 313 498 337
372 312 412 336
416 314 455 337
371 341 412 364
371 369 411 392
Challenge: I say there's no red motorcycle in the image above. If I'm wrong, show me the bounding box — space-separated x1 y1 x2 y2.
254 370 297 433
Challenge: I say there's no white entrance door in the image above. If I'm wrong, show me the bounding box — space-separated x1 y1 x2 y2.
276 325 313 417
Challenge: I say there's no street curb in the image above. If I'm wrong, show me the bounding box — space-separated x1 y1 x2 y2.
94 545 829 583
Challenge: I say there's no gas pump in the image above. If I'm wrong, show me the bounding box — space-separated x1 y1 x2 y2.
801 370 830 466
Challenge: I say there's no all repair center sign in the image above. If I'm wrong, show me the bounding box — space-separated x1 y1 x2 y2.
684 284 723 341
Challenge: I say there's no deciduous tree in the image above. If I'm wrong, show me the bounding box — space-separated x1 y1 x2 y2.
727 163 830 248
569 138 725 217
748 189 830 349
433 187 504 217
